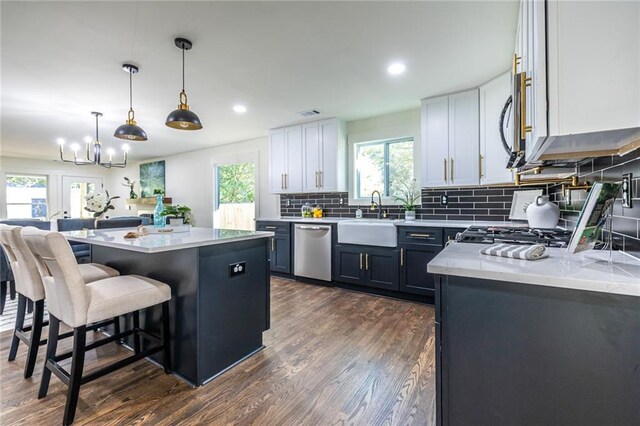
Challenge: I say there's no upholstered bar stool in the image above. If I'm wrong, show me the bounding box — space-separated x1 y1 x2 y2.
0 225 120 379
22 228 172 426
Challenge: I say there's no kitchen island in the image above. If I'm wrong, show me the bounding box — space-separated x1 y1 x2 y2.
428 243 640 425
63 227 273 386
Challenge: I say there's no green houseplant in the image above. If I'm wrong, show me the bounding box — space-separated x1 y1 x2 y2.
161 204 192 225
392 179 421 221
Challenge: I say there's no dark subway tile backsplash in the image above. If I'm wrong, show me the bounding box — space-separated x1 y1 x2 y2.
549 151 640 255
279 185 545 222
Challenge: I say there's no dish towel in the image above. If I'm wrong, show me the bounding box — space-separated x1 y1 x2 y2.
480 243 549 260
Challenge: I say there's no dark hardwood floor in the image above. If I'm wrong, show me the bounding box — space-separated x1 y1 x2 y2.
0 277 436 425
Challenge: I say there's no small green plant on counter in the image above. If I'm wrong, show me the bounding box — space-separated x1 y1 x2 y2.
161 204 193 225
392 178 421 211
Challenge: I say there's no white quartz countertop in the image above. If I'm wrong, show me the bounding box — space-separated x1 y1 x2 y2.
62 227 273 254
428 242 640 297
258 217 528 228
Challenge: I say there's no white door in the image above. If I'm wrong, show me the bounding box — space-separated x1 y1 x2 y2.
480 72 514 185
421 96 450 188
448 90 480 186
269 128 286 193
61 176 103 218
213 154 258 231
283 125 303 193
302 122 320 192
318 118 338 192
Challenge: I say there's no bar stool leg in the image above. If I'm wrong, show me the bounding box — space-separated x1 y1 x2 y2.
0 281 6 316
132 311 141 354
63 326 86 426
9 279 16 300
27 299 34 314
8 294 26 361
113 316 121 341
24 299 44 378
39 315 60 399
162 301 171 374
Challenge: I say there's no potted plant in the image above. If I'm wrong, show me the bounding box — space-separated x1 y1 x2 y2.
161 204 192 226
392 179 421 221
122 177 138 199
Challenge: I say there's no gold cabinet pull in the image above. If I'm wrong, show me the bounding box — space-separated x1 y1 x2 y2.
479 155 484 179
400 248 404 266
271 238 275 252
265 226 277 230
513 53 521 75
519 72 533 140
365 253 369 270
450 158 454 182
409 233 431 238
284 173 288 190
443 158 447 182
359 253 363 270
318 170 323 188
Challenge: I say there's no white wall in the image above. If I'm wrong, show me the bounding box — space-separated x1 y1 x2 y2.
107 136 279 227
0 156 111 220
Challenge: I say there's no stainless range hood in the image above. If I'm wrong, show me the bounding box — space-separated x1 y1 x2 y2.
530 127 640 163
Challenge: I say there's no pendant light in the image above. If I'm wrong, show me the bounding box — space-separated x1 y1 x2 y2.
114 64 148 141
165 38 203 130
59 112 129 168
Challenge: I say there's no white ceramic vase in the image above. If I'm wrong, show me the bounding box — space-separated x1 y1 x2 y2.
405 211 416 221
526 195 560 229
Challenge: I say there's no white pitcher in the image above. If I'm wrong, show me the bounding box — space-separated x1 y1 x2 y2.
526 195 560 229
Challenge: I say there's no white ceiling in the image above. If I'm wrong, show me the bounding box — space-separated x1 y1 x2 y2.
1 1 518 161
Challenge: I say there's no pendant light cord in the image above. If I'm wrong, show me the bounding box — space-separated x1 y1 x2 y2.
129 69 133 111
95 113 99 142
182 46 185 92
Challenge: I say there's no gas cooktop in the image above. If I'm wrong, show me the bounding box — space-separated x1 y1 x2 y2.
456 226 573 248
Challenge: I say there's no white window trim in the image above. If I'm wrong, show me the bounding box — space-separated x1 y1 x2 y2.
211 151 260 228
4 173 50 219
347 137 416 207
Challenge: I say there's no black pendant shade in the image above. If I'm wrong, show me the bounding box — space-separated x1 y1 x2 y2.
114 121 148 140
115 64 148 141
166 38 203 130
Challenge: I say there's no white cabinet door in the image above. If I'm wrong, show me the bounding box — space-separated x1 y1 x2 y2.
318 118 339 191
283 125 303 193
448 90 479 186
421 96 450 188
269 128 286 193
547 0 639 136
302 122 320 192
480 72 514 185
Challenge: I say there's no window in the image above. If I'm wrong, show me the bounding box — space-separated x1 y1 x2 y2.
5 174 48 219
354 137 414 200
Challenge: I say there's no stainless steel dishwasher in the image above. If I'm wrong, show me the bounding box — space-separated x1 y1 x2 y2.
294 224 332 282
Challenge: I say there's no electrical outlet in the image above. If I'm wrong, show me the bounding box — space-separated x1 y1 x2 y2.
440 195 449 206
229 261 246 277
622 173 632 208
339 197 344 205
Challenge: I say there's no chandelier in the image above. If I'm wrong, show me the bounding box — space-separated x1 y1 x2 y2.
58 112 129 168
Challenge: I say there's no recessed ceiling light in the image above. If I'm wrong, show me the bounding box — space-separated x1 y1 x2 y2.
387 62 406 75
233 105 247 113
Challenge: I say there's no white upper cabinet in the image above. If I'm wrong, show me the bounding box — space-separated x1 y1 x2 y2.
421 90 479 188
515 0 640 162
421 96 449 187
448 90 480 186
270 118 346 194
479 72 514 185
268 125 302 194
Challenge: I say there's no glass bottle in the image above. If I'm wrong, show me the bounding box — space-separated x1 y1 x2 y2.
153 194 165 227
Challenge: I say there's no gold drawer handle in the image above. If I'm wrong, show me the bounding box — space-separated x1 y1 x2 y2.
265 226 277 230
359 253 363 270
365 253 369 270
400 248 404 266
271 238 275 252
443 158 447 182
409 233 432 238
